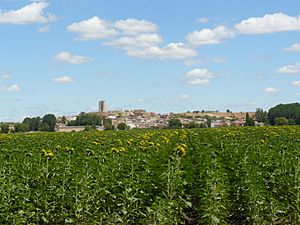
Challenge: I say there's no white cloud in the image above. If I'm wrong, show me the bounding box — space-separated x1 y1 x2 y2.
159 43 197 59
185 68 214 79
276 62 300 74
284 43 300 52
114 18 158 35
291 81 300 86
126 43 197 59
264 87 280 93
177 94 190 100
106 33 162 50
197 17 209 24
184 56 227 66
184 59 204 66
0 2 56 25
37 25 50 33
68 17 196 60
235 12 300 34
5 84 21 92
185 68 214 85
55 51 93 64
210 57 227 63
296 93 300 96
67 16 117 40
1 74 11 79
52 76 74 83
186 25 235 46
187 78 210 85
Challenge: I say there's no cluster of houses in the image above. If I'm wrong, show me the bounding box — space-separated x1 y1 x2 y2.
56 109 261 132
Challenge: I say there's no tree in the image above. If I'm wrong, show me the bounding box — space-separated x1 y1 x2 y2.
61 116 67 125
14 123 29 133
288 119 296 125
205 115 212 128
40 123 50 132
117 123 128 130
0 124 9 133
68 112 102 126
244 113 255 126
84 125 97 131
42 114 56 132
23 117 41 131
268 103 300 125
168 118 182 129
275 117 289 126
104 123 115 130
104 118 114 130
255 108 267 123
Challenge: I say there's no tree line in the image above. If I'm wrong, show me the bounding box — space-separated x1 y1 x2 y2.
0 114 56 133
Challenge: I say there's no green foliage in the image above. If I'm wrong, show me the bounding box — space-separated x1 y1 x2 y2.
0 124 9 133
183 122 207 129
168 118 182 129
117 123 128 130
244 112 255 126
268 102 300 125
288 118 296 125
275 117 289 126
14 123 29 133
23 116 41 131
256 108 268 123
205 115 212 127
83 125 97 131
0 127 300 224
42 114 57 132
68 112 102 127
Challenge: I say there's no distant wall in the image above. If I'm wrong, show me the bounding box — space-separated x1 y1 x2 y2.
56 126 85 132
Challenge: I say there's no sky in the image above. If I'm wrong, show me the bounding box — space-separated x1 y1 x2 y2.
0 0 300 122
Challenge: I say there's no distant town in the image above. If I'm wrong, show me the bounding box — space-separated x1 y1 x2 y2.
1 100 300 133
56 100 262 132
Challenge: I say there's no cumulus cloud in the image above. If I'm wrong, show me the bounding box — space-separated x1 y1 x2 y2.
184 59 204 66
264 87 280 93
52 76 74 83
5 84 21 92
0 2 57 25
37 25 50 33
106 33 163 50
187 78 210 85
235 13 300 34
276 62 300 74
291 81 300 86
1 74 11 79
55 51 93 64
197 17 209 24
114 18 158 35
67 16 117 40
186 25 235 46
126 43 197 59
185 68 214 79
284 43 300 52
177 94 190 100
68 17 196 60
185 68 214 85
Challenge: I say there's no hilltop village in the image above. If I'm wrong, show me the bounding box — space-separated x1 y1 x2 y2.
56 100 260 132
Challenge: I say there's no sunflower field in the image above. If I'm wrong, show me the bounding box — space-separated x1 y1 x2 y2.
0 126 299 224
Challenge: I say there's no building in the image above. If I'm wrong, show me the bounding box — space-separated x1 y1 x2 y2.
99 100 105 113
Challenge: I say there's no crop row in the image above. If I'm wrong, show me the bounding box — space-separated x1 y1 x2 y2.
0 126 299 224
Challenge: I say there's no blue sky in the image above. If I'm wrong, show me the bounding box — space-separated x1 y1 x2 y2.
0 0 300 121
